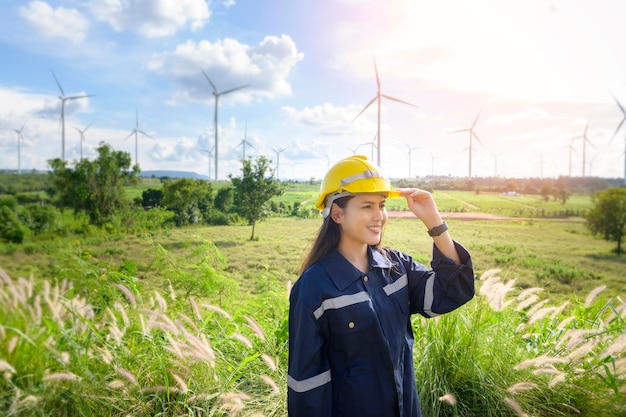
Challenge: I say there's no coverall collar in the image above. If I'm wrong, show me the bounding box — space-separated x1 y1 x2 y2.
321 246 393 291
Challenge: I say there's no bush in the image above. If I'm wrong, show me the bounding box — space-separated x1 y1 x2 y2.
0 206 29 243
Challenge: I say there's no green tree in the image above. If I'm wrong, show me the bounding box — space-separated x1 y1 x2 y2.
160 178 213 226
586 187 626 255
48 142 138 225
229 156 284 240
0 206 28 243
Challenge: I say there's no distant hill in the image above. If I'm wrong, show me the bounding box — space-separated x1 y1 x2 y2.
140 170 210 180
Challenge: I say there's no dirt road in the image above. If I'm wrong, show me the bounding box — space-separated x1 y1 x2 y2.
387 211 583 222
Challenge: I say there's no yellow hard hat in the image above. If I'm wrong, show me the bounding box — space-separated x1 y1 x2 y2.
315 155 400 215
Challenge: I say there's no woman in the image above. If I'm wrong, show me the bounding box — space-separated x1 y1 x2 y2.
287 155 475 417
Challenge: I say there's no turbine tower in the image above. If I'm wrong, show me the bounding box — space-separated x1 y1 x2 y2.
74 121 93 160
51 70 93 161
448 111 485 177
235 124 256 161
124 109 152 168
270 146 287 179
404 142 419 178
200 147 214 180
353 57 418 167
572 121 592 177
201 68 250 181
13 121 27 175
611 94 626 185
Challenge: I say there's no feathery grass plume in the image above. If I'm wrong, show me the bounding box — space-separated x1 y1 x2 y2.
480 275 516 311
0 359 16 374
187 393 214 403
261 354 277 372
164 333 185 360
614 357 626 377
117 368 137 385
504 397 528 417
528 306 559 325
168 358 191 375
99 347 114 365
154 291 168 311
244 315 267 340
557 316 576 331
114 302 130 327
557 403 581 414
113 283 136 308
585 285 607 307
260 374 280 394
555 329 597 351
167 280 176 301
202 303 233 320
507 382 538 392
232 333 253 349
526 299 551 317
219 392 251 416
18 395 39 406
516 294 540 311
42 371 81 382
532 366 563 376
601 333 626 358
7 335 18 354
0 268 11 285
145 309 179 334
107 314 124 345
517 287 544 301
549 373 567 388
189 295 202 321
177 312 199 333
140 385 180 394
0 324 4 340
108 379 126 389
32 293 42 323
171 372 188 393
479 268 502 281
438 393 457 406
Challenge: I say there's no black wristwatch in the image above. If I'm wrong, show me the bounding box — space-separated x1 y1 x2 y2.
427 222 448 237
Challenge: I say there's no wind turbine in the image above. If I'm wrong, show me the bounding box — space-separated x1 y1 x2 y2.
404 142 419 178
572 121 592 177
610 94 626 185
352 57 418 167
270 145 288 179
448 111 485 177
13 120 27 175
429 152 441 176
201 68 250 181
490 151 504 177
74 121 93 160
563 137 579 177
124 109 152 168
359 133 378 161
235 124 256 160
51 70 94 161
200 147 214 180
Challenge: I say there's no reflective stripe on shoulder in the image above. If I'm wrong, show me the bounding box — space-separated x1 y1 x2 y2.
423 275 440 318
383 273 407 296
288 370 332 393
313 291 370 320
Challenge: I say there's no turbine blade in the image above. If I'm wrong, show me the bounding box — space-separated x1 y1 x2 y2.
138 130 152 138
352 96 378 122
51 69 65 96
612 94 626 116
124 130 135 141
610 118 626 143
473 131 486 148
380 94 419 108
471 111 481 129
221 84 250 95
201 68 218 93
66 94 94 100
373 57 380 92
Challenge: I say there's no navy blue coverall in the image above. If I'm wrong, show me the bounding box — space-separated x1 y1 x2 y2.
287 242 474 417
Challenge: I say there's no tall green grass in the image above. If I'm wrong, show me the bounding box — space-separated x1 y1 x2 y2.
1 257 624 416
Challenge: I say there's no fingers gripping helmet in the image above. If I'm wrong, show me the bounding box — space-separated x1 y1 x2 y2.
315 155 400 218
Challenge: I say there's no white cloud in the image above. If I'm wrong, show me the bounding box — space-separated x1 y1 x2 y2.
86 0 211 38
281 103 363 135
19 1 89 44
148 35 304 102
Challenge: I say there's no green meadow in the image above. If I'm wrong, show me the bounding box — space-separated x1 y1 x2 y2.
1 186 625 416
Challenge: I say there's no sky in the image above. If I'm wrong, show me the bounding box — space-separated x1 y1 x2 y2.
1 0 626 181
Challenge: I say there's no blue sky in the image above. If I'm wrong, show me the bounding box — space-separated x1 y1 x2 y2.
1 0 626 181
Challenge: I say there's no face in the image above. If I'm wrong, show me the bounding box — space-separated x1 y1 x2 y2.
331 193 388 247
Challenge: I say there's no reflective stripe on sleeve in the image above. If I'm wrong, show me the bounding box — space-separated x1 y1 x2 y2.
383 273 407 296
288 370 332 393
423 275 440 318
313 291 370 320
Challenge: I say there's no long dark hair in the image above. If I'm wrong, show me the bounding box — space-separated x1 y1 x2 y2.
299 195 353 275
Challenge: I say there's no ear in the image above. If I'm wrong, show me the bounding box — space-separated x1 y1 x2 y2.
330 202 343 224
